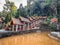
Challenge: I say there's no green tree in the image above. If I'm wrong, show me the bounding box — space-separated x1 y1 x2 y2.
43 5 54 16
19 4 27 18
10 2 17 17
15 9 19 18
57 0 60 22
1 10 7 17
5 13 11 24
3 0 17 24
4 0 17 17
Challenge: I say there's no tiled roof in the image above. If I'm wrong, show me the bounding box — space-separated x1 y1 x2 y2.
19 16 30 23
28 17 33 21
31 16 36 20
39 16 47 19
11 18 23 25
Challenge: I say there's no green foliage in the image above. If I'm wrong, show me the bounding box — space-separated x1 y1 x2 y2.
19 4 27 18
5 13 11 24
57 14 60 22
10 2 17 17
0 12 2 17
43 5 54 16
3 0 17 24
15 9 19 18
1 10 7 17
57 0 60 22
49 23 57 30
46 16 52 24
3 0 17 17
26 0 56 16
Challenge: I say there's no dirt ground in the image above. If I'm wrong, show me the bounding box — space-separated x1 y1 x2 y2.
0 32 60 45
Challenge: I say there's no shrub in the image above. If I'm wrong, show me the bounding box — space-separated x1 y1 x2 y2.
49 23 57 31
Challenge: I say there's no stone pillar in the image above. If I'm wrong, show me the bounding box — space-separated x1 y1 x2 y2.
12 25 14 31
16 25 18 31
28 23 30 30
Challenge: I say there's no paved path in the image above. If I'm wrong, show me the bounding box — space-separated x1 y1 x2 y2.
0 32 60 45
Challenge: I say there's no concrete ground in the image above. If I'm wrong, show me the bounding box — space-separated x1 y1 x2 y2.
0 32 60 45
50 32 60 38
48 32 60 41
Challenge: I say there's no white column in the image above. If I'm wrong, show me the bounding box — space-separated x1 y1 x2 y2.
12 25 14 31
20 26 21 30
16 25 18 31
